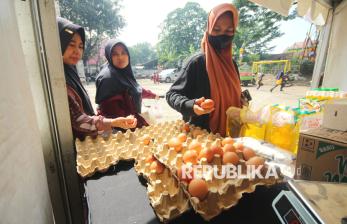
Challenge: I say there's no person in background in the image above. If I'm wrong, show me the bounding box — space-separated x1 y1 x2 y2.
95 39 159 129
166 3 244 137
256 72 265 90
57 17 137 140
270 70 288 92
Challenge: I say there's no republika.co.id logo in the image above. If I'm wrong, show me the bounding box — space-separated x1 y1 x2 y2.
180 164 280 180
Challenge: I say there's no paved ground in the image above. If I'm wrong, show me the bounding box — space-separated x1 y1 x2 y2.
85 79 310 121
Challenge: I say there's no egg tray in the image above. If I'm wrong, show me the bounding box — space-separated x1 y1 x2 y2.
134 159 190 223
75 120 191 222
153 134 283 221
76 120 191 178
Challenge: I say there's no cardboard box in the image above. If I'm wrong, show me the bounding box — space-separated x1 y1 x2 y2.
295 127 347 183
323 99 347 131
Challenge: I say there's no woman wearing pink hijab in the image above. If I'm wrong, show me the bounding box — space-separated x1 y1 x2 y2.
166 3 242 136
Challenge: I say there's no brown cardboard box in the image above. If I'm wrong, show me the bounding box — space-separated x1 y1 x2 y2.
323 99 347 131
295 127 347 183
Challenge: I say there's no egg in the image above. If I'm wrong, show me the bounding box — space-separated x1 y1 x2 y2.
177 165 194 183
223 143 236 153
222 152 240 165
198 147 214 163
182 122 190 132
201 99 215 109
168 137 183 152
183 150 198 165
192 129 204 138
211 145 223 157
243 147 256 161
177 133 187 143
150 160 165 174
246 156 265 169
188 140 202 154
188 179 209 201
141 134 151 145
145 154 155 164
195 97 205 106
233 142 244 152
222 137 234 146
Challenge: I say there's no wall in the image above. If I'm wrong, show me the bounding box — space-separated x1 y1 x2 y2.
322 1 347 91
0 0 53 223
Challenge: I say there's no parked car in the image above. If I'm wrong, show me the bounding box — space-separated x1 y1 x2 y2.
158 68 179 83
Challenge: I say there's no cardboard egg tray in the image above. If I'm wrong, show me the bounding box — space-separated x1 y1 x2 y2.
75 120 283 222
134 159 189 223
76 129 139 178
153 131 283 221
75 120 191 222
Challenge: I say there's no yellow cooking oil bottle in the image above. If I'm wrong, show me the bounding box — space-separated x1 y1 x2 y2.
239 105 271 140
265 105 299 154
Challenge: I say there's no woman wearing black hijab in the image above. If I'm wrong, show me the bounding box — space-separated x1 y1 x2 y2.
95 39 158 128
57 17 137 140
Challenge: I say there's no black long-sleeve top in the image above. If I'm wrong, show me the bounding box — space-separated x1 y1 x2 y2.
166 52 239 131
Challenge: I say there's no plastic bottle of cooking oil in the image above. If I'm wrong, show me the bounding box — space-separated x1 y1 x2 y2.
265 106 299 154
240 105 270 140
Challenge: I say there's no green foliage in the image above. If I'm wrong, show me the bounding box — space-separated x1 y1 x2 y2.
128 42 157 66
157 2 207 67
232 0 295 57
59 0 125 63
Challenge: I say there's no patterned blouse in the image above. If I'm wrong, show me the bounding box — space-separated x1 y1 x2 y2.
67 85 112 140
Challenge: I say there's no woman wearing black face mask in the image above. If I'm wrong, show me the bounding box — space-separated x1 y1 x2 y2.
166 3 243 137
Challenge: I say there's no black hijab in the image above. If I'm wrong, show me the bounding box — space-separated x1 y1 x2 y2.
95 40 143 113
57 17 94 116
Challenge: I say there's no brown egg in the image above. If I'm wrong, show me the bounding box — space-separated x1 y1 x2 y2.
141 134 151 145
195 97 205 106
233 142 244 152
182 123 190 132
201 99 215 109
222 152 240 165
198 147 214 163
177 165 194 183
211 145 224 157
188 179 209 201
192 129 204 138
243 147 256 161
150 160 164 174
188 140 202 154
168 137 183 152
177 133 187 143
145 154 156 164
183 150 198 165
222 137 234 146
246 156 265 168
223 143 236 153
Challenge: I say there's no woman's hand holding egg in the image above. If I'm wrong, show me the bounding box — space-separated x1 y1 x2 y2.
111 115 137 129
193 98 215 116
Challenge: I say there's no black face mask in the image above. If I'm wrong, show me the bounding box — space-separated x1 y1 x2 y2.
208 34 234 51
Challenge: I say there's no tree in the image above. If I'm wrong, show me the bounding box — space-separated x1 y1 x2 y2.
128 42 157 66
59 0 125 63
157 2 207 67
232 0 295 59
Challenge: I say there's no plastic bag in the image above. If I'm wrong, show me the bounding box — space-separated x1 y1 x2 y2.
141 99 163 125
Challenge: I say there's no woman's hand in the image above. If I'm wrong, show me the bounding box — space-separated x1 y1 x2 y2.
193 97 215 116
111 115 137 129
193 104 215 116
